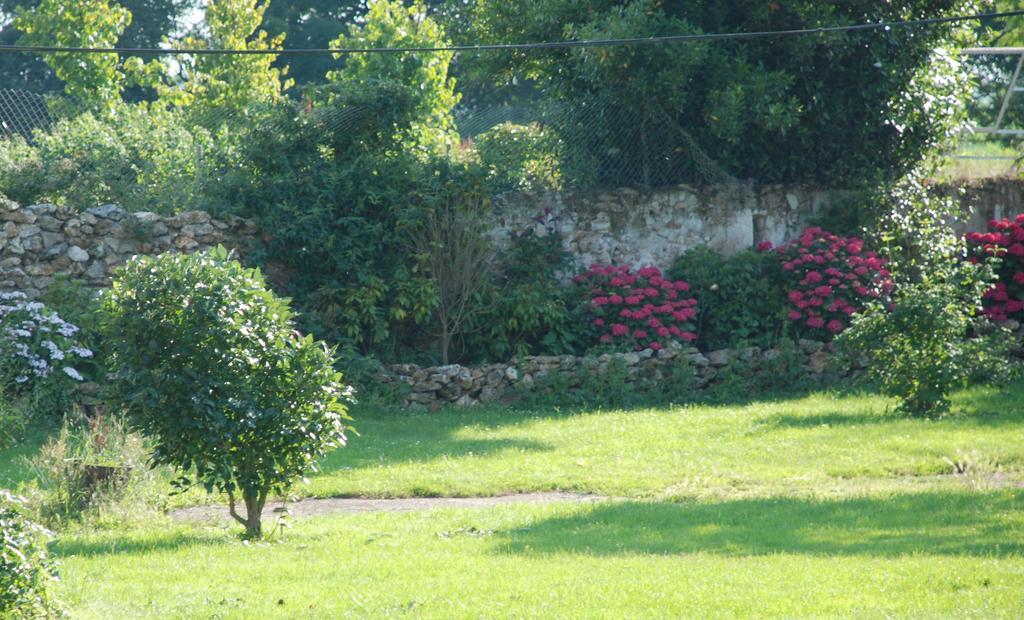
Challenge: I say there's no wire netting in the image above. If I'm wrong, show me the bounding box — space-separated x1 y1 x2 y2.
0 47 1020 194
0 88 53 141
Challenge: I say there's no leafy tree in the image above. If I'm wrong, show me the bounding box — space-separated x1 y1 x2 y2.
0 0 191 95
260 0 363 88
328 0 460 155
465 0 990 187
839 171 1009 416
102 247 352 539
14 0 134 107
164 0 293 118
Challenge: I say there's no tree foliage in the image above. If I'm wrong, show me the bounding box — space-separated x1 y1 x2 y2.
328 0 460 155
102 247 352 538
0 0 190 95
15 0 135 107
465 0 989 187
164 0 293 117
839 172 1007 416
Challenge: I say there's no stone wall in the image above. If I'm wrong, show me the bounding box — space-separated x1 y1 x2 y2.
489 184 834 268
0 198 259 297
377 339 855 410
489 178 1024 269
376 321 1024 410
932 177 1024 233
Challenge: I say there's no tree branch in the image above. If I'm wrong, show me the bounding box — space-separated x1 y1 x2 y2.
226 490 248 527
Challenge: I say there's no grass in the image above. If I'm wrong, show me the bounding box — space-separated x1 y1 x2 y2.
936 139 1021 181
6 379 1024 617
300 382 1024 500
52 490 1024 618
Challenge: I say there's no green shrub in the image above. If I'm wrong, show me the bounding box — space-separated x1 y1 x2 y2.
0 102 217 213
39 276 108 381
474 122 561 193
841 170 1010 416
205 86 444 356
0 292 92 416
668 247 785 351
0 490 58 618
102 246 353 538
465 230 583 361
839 278 1005 417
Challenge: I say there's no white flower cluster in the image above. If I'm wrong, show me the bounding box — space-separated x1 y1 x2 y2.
0 291 92 386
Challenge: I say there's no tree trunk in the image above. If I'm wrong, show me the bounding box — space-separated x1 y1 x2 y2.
440 322 450 365
228 487 268 539
243 491 263 539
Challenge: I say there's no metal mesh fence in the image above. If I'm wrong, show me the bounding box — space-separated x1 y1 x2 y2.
0 88 54 141
0 89 741 195
1 47 1019 194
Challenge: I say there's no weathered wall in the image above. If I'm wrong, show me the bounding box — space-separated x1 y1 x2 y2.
933 177 1024 233
0 198 259 297
3 178 1021 300
376 321 1024 410
489 178 1024 269
489 184 835 268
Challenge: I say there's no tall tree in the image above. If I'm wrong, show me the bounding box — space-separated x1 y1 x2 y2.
15 0 133 107
164 0 292 119
0 0 193 95
260 0 363 88
465 0 992 187
327 0 459 154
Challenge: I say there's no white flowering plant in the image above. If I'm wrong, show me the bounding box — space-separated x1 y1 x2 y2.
0 291 92 393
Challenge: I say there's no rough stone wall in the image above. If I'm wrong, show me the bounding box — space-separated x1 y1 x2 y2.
489 179 1024 269
378 339 856 411
933 177 1024 233
489 184 835 268
376 320 1024 410
0 199 259 297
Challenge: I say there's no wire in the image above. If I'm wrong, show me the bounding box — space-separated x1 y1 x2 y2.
0 8 1021 56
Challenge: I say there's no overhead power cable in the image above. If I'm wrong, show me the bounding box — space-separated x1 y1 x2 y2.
0 9 1021 56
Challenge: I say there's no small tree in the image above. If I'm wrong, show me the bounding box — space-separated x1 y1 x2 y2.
413 192 495 364
102 247 352 538
839 173 1008 416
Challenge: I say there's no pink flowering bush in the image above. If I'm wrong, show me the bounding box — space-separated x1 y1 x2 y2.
966 215 1024 322
574 264 698 351
774 227 893 339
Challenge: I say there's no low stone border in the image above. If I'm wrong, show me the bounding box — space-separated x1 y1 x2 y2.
376 338 859 411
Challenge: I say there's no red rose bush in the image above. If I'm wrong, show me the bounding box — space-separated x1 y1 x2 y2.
774 227 892 338
966 214 1024 322
574 264 698 351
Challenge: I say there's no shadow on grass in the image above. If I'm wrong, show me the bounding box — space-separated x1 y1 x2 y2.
496 491 1024 558
318 431 552 476
322 387 892 475
52 530 224 559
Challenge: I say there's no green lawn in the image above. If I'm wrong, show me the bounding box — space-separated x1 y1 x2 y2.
8 380 1024 618
304 383 1024 500
54 491 1024 618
